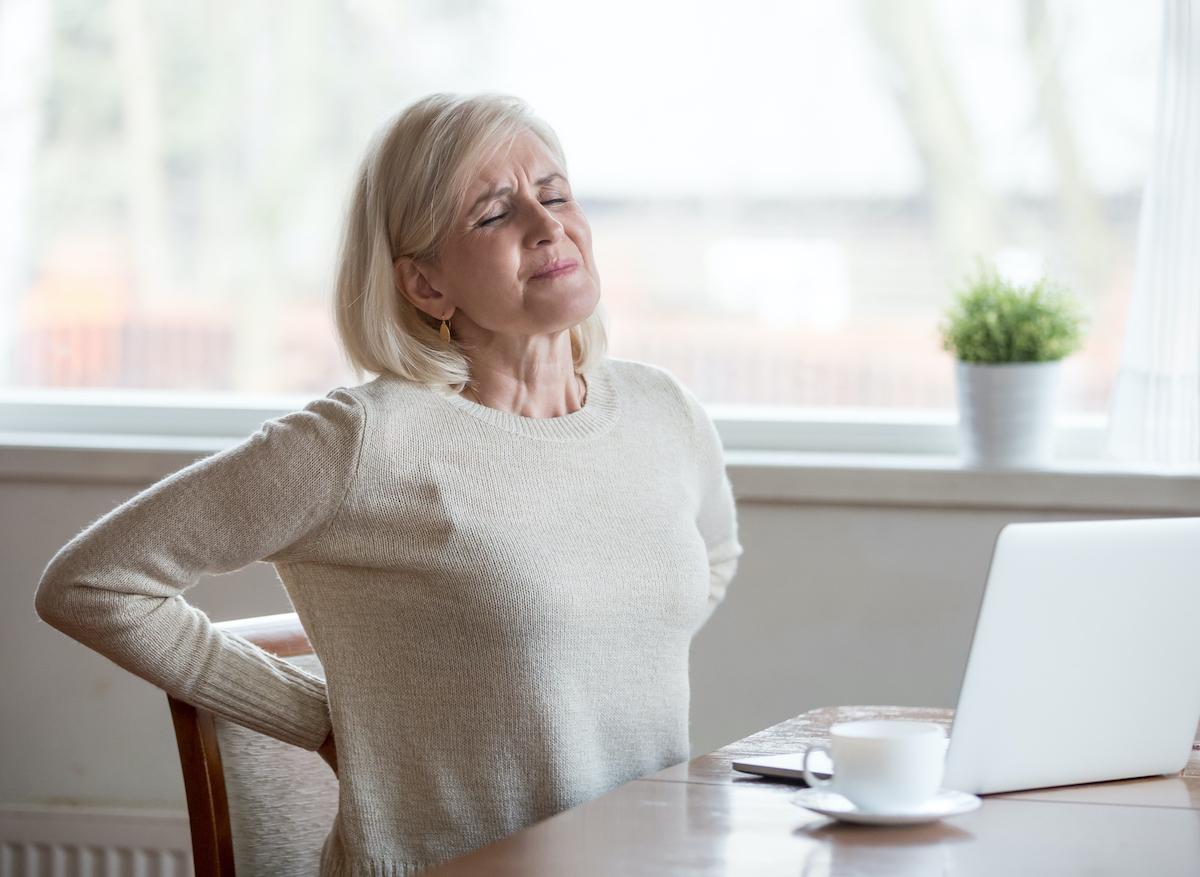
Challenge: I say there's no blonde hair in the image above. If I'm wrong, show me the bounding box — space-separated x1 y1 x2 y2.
333 92 608 389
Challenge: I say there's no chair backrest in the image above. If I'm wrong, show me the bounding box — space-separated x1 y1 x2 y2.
167 612 339 876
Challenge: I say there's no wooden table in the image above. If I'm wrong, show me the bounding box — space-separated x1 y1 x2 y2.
426 706 1200 876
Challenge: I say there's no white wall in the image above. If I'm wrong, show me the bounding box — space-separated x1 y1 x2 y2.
2 456 1194 811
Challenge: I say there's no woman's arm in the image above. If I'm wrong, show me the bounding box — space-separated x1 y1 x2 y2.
677 382 744 628
33 388 366 751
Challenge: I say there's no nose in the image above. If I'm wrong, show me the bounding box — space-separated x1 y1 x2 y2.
524 199 565 247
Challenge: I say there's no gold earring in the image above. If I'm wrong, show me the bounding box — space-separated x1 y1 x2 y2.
439 318 451 343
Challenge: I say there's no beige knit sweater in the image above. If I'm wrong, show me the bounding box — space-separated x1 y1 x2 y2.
34 356 743 875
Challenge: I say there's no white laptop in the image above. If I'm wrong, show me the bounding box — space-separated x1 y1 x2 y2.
735 517 1200 795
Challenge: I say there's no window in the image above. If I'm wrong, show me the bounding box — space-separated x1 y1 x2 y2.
1 0 1160 430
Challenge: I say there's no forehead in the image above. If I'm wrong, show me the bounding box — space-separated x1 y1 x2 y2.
469 129 561 185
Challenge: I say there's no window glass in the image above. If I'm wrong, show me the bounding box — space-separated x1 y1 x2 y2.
1 0 1159 413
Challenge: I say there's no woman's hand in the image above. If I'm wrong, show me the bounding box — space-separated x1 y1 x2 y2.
317 729 339 777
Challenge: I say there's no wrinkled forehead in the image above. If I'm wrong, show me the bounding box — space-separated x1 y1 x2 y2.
457 130 563 203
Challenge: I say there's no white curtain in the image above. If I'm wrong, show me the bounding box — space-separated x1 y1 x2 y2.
1106 0 1200 467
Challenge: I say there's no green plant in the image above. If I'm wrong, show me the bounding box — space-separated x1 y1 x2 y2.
939 261 1086 363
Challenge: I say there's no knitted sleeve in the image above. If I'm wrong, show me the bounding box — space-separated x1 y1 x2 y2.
33 388 366 751
677 381 743 626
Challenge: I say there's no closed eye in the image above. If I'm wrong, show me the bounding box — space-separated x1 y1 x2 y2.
479 199 569 227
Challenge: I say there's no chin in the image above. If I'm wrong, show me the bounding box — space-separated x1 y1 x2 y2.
567 284 602 324
532 280 600 327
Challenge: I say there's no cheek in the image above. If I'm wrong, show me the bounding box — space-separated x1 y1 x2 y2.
572 218 595 259
464 242 519 282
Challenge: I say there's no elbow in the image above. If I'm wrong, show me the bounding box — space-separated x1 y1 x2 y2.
35 553 164 646
34 572 116 647
34 549 89 632
34 568 74 630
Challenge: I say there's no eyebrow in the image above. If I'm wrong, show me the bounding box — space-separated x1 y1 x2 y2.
468 173 566 213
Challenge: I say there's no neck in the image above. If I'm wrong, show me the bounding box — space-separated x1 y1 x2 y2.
463 372 586 418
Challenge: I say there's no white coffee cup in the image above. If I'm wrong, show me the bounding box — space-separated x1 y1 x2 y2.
801 720 947 812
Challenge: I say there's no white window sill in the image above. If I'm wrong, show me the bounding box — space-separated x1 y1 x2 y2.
724 450 1200 513
2 432 1197 514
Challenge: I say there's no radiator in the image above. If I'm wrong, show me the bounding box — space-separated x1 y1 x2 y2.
0 805 193 877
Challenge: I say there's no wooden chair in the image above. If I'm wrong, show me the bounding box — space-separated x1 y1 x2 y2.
167 612 339 876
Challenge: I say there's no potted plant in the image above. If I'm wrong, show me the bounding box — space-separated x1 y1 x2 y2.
939 262 1086 468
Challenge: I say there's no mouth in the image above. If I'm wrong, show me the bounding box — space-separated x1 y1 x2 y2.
531 259 578 280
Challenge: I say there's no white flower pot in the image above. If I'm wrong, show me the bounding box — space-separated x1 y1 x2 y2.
955 361 1062 468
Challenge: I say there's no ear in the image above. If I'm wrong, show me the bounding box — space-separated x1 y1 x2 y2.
394 256 453 321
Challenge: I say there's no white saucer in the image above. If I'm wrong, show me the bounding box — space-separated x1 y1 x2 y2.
790 788 981 825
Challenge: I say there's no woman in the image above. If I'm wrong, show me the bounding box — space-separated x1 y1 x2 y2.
34 92 743 875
